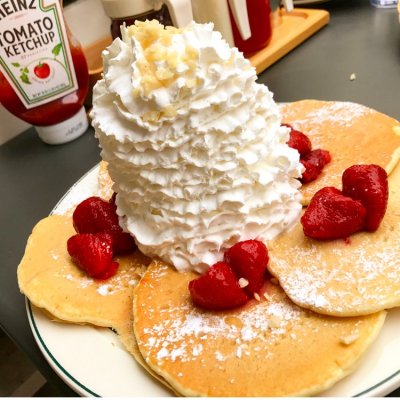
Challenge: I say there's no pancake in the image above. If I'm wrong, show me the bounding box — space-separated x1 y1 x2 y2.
280 100 400 204
17 216 149 360
17 215 150 329
17 215 149 337
267 161 400 317
133 260 386 397
17 214 178 392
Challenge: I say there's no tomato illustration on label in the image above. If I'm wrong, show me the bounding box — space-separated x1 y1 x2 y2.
33 62 51 79
11 43 63 85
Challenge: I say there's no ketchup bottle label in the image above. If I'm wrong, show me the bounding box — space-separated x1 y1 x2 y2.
0 0 78 109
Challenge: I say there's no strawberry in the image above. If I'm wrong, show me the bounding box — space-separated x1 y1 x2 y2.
285 125 312 157
300 159 320 184
301 149 331 183
93 260 119 280
223 240 268 295
73 195 136 255
301 187 366 240
283 123 331 184
188 262 248 310
73 196 119 234
342 164 388 232
106 228 137 255
67 232 118 279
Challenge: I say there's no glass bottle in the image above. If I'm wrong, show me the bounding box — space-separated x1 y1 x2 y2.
0 0 89 144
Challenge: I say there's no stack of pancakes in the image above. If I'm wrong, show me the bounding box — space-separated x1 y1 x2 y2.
18 100 400 396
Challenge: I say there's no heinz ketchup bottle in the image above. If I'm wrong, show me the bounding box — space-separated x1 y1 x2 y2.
0 0 89 144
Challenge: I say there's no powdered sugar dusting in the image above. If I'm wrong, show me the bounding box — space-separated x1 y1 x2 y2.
54 268 92 289
134 263 386 396
50 250 60 260
97 284 112 296
53 250 146 295
269 199 400 315
280 101 373 137
139 267 305 366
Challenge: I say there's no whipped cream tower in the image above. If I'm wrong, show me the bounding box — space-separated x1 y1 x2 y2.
91 20 303 273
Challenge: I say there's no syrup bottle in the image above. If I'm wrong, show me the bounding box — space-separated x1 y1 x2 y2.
0 0 89 144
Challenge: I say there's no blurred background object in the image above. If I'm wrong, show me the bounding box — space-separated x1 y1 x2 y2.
102 0 193 39
370 0 398 7
293 0 331 4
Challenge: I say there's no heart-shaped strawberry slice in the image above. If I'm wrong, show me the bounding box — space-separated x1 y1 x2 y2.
73 196 119 234
223 239 269 295
342 164 388 232
188 262 248 310
301 187 366 240
67 232 119 279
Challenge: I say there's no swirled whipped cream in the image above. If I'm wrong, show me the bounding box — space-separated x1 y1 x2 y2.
91 20 303 273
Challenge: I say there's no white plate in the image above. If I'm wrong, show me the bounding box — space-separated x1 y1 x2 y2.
27 163 400 397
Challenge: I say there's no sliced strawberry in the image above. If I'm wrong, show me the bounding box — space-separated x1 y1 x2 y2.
300 159 320 184
73 195 136 255
223 239 268 295
301 187 366 240
67 232 118 278
303 148 331 169
342 164 388 232
73 196 119 234
93 261 119 280
286 126 312 157
189 262 248 310
301 149 331 183
283 123 331 184
106 228 137 255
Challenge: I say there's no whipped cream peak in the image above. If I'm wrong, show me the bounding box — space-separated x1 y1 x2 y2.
91 21 303 273
100 20 253 132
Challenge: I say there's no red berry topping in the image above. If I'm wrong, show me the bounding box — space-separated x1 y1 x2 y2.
305 148 331 168
224 240 268 295
301 187 366 240
93 260 119 280
286 126 312 157
67 233 119 279
73 196 119 234
301 149 331 183
106 228 137 255
188 262 248 310
300 159 320 184
73 196 136 255
342 164 388 232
